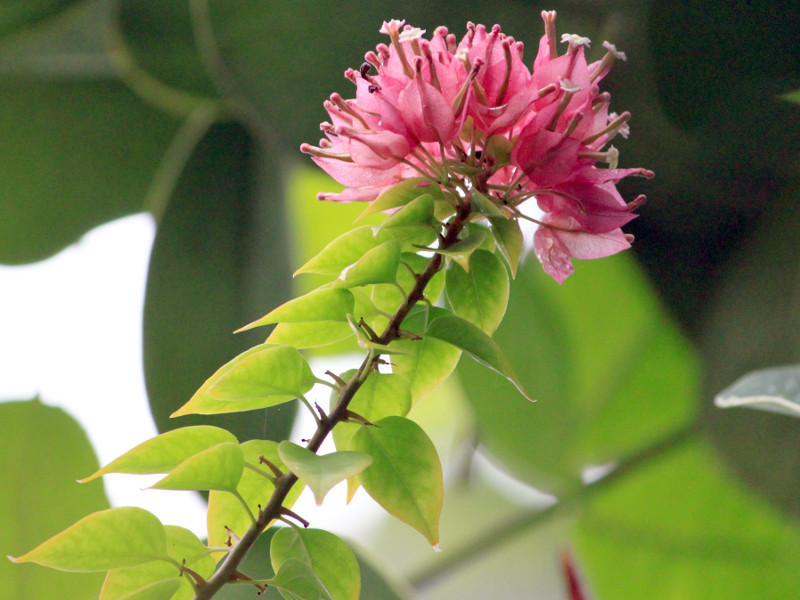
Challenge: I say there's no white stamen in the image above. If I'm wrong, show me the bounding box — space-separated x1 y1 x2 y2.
559 78 581 93
399 27 426 42
602 41 627 61
561 33 591 48
606 145 619 169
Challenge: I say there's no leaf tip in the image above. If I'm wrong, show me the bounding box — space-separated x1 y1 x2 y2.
7 554 20 563
432 543 442 553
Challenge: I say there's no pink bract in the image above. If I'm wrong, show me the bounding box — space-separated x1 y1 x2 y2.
301 11 652 283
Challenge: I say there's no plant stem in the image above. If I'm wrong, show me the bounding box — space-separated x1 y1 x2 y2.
408 419 703 591
194 199 473 600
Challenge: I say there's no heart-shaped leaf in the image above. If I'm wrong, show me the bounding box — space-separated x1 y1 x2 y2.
350 416 443 547
277 442 372 505
445 249 510 335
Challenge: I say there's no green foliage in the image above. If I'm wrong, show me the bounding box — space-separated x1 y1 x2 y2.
1 400 108 598
101 526 215 600
11 507 170 572
445 250 510 335
207 440 302 549
458 254 699 493
351 417 444 547
277 443 372 505
173 344 316 416
150 442 244 494
271 528 361 600
81 426 238 482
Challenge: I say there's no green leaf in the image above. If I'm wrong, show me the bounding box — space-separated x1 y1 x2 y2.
457 255 699 492
356 178 444 221
277 442 372 505
10 507 169 572
350 416 443 547
268 321 355 349
378 193 434 228
151 441 244 494
428 231 486 271
207 440 302 549
714 365 800 417
1 400 108 597
392 307 462 404
80 426 238 482
173 344 315 416
334 240 402 288
270 558 334 600
143 122 296 443
332 372 412 452
101 525 215 600
425 315 532 401
295 226 379 276
237 288 355 332
574 439 800 599
445 249 510 335
488 215 524 278
0 78 180 264
271 528 360 600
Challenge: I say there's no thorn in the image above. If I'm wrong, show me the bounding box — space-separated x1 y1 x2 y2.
279 507 310 528
315 402 329 422
231 571 267 595
225 526 240 547
258 456 284 478
359 318 380 342
326 370 347 387
397 328 423 341
345 409 374 426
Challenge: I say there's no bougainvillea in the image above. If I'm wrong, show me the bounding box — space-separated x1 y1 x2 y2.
302 11 652 282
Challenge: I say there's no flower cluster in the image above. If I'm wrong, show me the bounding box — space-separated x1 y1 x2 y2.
301 11 652 283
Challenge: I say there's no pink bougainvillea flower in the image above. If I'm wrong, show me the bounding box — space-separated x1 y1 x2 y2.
301 11 652 283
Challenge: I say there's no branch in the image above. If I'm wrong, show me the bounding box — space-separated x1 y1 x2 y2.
408 419 703 591
194 200 473 600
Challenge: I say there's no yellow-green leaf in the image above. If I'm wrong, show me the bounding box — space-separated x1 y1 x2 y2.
80 426 237 483
237 288 355 332
333 240 401 288
172 344 315 416
10 507 169 572
350 416 443 547
151 442 244 494
207 440 303 548
277 442 372 505
295 226 379 276
445 250 510 335
271 528 360 600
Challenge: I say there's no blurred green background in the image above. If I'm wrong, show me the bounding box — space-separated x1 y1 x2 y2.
2 1 800 598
